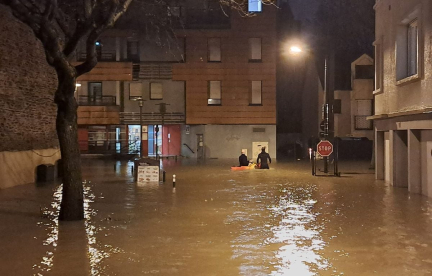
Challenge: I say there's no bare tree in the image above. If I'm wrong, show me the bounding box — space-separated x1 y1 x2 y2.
1 0 134 221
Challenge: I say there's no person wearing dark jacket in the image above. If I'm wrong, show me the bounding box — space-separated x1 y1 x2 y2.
239 150 249 166
257 147 271 169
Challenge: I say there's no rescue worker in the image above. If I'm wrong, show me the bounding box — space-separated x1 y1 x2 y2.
257 147 271 169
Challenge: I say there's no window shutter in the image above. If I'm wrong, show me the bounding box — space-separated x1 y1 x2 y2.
150 83 163 99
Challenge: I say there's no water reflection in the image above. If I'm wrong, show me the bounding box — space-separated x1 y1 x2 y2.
267 187 330 276
33 182 124 276
33 185 61 275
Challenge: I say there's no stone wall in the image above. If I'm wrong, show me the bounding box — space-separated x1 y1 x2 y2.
0 5 58 152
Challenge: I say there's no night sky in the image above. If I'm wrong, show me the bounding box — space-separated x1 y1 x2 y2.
289 0 319 21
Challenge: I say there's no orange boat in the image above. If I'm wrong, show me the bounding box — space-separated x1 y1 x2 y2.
231 164 258 171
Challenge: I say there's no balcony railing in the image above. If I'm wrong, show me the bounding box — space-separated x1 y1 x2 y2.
78 51 117 62
354 115 373 130
120 112 185 124
80 139 140 155
139 63 173 79
78 95 117 106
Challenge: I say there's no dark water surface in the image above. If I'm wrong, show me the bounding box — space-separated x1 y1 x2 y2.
1 159 432 276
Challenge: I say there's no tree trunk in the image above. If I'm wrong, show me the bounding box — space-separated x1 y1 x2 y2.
56 75 84 221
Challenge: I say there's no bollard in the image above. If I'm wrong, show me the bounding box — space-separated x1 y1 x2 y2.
131 165 134 174
175 155 178 162
163 171 166 182
173 174 176 188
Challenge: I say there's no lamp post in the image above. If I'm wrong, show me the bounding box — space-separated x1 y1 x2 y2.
132 97 145 157
155 103 170 160
289 45 333 173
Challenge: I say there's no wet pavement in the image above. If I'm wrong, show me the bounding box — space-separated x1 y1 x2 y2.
1 159 432 276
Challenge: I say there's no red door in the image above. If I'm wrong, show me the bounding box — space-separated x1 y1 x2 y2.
78 128 89 152
162 125 181 156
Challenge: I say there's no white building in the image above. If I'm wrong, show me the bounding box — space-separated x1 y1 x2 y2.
372 0 432 196
334 54 374 140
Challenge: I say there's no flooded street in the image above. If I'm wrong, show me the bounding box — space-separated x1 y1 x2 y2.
1 159 432 276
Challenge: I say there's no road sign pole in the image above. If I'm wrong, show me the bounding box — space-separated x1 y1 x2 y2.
317 140 333 174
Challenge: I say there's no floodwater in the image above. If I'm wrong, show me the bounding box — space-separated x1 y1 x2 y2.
1 159 432 276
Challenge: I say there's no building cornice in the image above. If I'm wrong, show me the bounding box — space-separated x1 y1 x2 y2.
368 108 432 120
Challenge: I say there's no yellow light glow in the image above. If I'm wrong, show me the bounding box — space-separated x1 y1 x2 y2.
75 83 82 87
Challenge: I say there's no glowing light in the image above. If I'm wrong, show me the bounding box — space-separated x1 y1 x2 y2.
290 46 303 54
75 83 81 87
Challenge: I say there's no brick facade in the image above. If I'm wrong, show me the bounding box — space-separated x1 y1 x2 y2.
0 6 58 152
172 6 277 125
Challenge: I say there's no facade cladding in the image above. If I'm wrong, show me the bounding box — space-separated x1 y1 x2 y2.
0 5 61 189
372 0 432 197
75 2 277 160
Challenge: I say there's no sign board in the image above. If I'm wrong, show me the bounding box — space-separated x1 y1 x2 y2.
137 166 159 183
317 140 333 157
320 120 325 131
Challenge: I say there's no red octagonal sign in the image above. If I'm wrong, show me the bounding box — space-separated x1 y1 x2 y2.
317 140 333 157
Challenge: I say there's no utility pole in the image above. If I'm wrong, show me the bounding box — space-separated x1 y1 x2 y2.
323 53 335 173
132 97 145 157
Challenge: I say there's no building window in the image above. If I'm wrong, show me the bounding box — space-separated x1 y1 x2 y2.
250 81 262 105
355 65 374 79
407 20 418 76
354 100 373 130
129 82 142 99
208 38 221 62
150 83 163 100
248 0 262 12
127 40 139 62
208 81 221 105
249 38 262 61
374 40 383 92
396 18 420 81
88 82 102 102
78 82 115 106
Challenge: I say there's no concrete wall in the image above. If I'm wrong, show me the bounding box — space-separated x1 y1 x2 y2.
374 0 432 115
0 150 61 189
181 125 276 159
334 90 351 137
421 130 432 197
139 35 185 62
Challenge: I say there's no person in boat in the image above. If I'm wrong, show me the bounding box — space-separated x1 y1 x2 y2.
257 147 271 169
239 150 249 167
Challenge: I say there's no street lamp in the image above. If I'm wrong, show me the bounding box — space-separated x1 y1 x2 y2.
131 97 145 157
289 45 333 173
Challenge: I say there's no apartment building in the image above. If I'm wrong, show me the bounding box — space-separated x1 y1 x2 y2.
372 0 432 196
173 2 277 159
74 29 186 157
75 0 278 160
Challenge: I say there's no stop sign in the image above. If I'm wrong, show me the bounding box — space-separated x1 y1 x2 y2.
317 140 333 157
